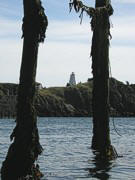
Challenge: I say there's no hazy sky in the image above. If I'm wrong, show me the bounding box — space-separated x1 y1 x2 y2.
0 0 135 87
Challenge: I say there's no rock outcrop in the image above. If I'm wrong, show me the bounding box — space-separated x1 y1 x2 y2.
0 78 135 117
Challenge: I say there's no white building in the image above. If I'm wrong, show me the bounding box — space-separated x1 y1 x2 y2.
69 72 76 86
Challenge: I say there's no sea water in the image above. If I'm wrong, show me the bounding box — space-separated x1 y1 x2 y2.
0 117 135 179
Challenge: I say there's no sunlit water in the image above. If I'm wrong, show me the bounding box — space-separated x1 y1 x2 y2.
0 117 135 179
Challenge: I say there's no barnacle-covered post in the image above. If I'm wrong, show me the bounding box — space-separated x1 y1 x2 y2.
1 0 48 179
69 0 117 158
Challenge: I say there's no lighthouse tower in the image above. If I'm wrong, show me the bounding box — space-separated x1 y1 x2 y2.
69 72 76 86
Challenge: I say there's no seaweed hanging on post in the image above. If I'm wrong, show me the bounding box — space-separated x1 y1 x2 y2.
1 0 48 179
69 0 117 159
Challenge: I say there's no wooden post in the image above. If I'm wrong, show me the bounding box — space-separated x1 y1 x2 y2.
91 0 116 157
1 0 48 179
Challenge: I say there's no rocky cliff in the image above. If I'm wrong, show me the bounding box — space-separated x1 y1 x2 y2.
0 78 135 117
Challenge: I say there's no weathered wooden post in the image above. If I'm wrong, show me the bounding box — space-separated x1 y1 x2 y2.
69 0 117 158
91 0 117 157
1 0 48 179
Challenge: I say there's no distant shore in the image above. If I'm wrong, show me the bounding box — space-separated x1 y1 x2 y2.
0 78 135 118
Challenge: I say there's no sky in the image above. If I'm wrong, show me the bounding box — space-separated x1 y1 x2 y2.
0 0 135 87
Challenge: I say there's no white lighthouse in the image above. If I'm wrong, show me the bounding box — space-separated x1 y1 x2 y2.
69 72 76 86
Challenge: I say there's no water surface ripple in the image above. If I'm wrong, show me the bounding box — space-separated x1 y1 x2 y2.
0 117 135 179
